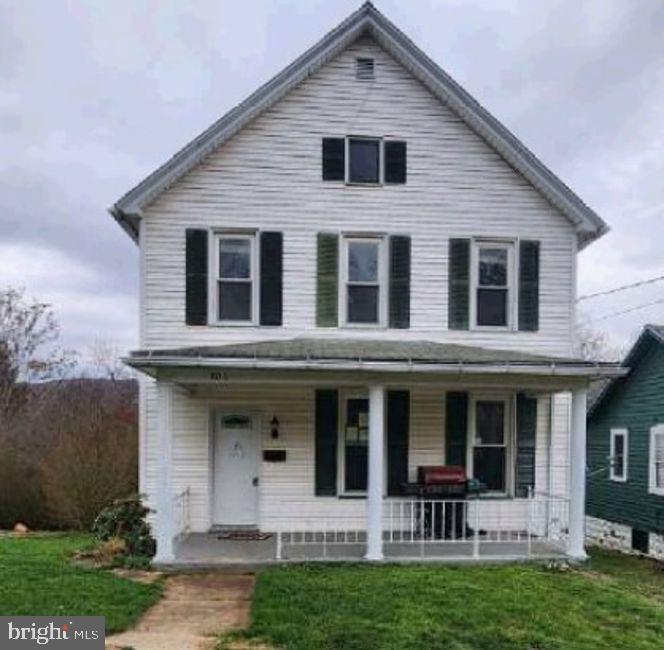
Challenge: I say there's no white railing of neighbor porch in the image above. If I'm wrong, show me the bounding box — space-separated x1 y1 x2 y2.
173 487 190 539
275 494 569 561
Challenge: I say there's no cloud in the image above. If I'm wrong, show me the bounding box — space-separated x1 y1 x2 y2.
0 242 137 353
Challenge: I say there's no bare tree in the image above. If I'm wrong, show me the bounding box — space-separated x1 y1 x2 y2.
0 289 138 530
0 288 74 528
87 339 133 381
39 377 138 529
0 288 72 428
573 314 619 362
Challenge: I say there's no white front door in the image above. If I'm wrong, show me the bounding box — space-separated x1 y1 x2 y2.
213 413 260 526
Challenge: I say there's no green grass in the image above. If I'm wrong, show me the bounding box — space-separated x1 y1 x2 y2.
226 549 664 650
587 547 664 601
0 533 162 634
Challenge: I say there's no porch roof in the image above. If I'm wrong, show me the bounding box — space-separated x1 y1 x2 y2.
126 338 623 379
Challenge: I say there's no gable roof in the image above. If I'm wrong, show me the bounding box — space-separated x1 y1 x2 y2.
588 324 664 417
110 2 609 247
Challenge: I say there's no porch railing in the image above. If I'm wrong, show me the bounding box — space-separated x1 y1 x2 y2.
275 493 569 561
173 487 191 539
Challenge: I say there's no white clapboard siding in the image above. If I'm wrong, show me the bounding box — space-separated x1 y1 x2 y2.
141 379 563 533
140 35 577 358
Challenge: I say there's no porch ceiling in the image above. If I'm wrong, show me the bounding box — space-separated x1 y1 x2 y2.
126 337 623 383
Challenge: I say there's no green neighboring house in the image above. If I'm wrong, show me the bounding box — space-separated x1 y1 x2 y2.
587 324 664 559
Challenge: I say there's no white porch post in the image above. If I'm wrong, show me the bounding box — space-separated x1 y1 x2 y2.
365 384 385 561
154 381 175 563
567 387 588 561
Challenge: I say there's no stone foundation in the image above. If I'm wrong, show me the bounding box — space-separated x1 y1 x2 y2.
586 515 664 561
650 530 664 560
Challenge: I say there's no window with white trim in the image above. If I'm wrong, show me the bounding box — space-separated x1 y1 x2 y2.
471 240 515 329
469 397 512 493
213 233 257 324
342 236 385 326
649 425 664 495
610 428 628 482
339 395 369 493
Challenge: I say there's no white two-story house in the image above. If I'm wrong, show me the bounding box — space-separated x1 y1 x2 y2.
111 3 620 566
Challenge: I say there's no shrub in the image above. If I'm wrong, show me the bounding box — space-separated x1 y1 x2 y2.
92 494 155 558
120 554 152 570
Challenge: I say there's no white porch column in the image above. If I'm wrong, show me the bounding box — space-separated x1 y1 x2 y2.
154 381 175 563
365 384 385 561
567 387 588 561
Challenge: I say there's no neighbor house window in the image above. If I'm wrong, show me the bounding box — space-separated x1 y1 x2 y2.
348 137 380 184
470 398 510 493
610 428 628 482
342 237 385 326
649 425 664 495
214 233 256 323
341 396 369 493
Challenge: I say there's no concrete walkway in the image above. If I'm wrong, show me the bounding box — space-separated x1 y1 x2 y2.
106 572 254 650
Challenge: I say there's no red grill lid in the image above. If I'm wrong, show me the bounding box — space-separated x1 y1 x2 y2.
418 465 467 485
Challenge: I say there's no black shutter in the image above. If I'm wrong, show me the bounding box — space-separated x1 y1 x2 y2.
322 138 345 181
448 239 470 330
385 141 406 184
515 393 537 497
518 240 540 332
185 229 208 326
389 235 411 329
259 232 283 326
315 389 338 496
387 390 410 496
316 233 339 327
445 392 468 467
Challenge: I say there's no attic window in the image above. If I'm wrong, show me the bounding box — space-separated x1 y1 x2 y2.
356 58 375 80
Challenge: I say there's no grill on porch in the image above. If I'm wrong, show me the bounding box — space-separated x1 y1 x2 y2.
275 467 568 562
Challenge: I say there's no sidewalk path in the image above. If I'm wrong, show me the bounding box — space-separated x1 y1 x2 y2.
106 572 254 650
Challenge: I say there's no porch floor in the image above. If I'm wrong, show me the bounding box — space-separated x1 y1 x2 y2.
169 533 568 568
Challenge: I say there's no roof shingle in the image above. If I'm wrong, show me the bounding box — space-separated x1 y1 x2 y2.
131 337 597 367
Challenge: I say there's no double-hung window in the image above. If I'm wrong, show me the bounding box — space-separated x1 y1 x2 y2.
470 398 510 493
472 240 514 328
341 396 369 493
343 237 385 326
610 428 628 482
214 234 256 324
649 425 664 495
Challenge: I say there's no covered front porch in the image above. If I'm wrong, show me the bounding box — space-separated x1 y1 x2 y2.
127 338 621 566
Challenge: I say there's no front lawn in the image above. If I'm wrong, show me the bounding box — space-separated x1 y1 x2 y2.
0 533 162 634
228 549 664 650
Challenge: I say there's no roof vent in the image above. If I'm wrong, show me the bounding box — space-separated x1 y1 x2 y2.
356 57 375 80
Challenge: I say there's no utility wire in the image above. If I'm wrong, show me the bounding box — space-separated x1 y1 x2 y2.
578 274 664 302
595 296 664 322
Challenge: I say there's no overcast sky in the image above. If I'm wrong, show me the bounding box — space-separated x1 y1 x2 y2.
1 0 663 361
